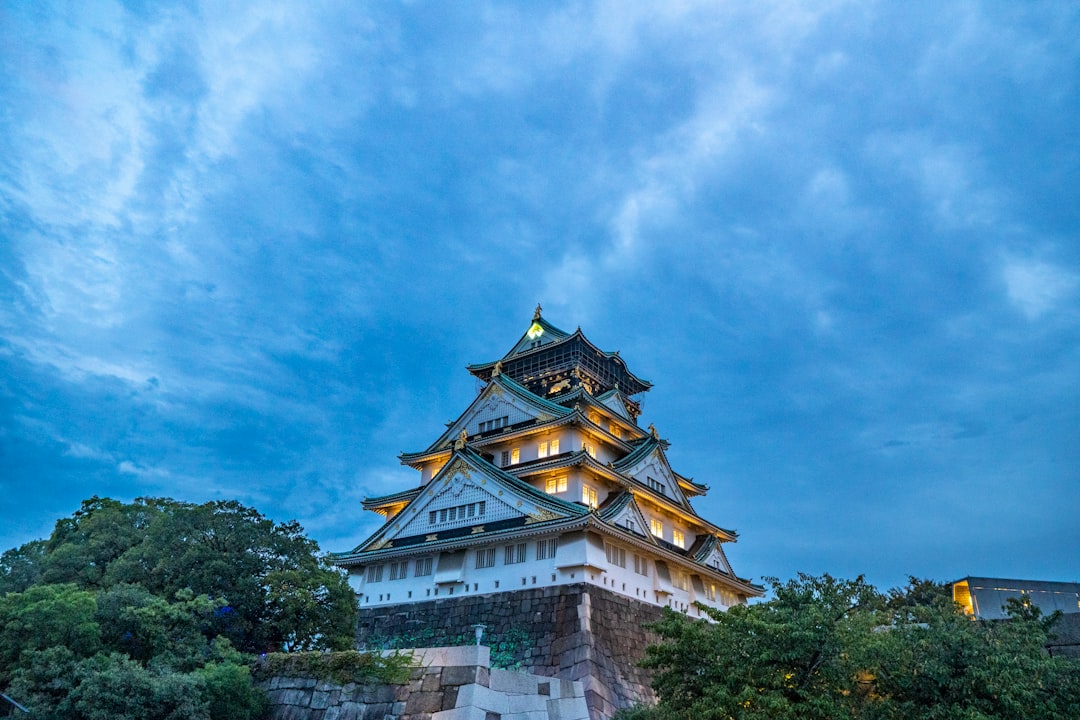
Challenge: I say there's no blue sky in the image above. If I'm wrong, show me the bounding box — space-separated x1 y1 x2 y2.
1 1 1077 591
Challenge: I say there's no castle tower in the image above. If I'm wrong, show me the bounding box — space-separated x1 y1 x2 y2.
335 309 763 718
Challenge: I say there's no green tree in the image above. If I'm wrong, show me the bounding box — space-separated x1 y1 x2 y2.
623 574 1080 720
0 583 101 683
628 574 881 720
0 496 351 718
0 540 46 594
23 496 355 653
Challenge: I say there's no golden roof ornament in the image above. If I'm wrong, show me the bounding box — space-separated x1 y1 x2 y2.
533 303 543 321
649 423 659 439
492 360 502 377
454 429 468 450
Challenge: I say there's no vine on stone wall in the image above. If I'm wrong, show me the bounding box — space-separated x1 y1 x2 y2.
256 650 413 685
364 627 532 670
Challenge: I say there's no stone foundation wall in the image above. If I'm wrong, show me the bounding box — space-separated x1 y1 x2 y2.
260 645 590 720
354 584 666 720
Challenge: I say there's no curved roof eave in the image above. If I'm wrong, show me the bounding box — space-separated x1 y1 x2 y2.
585 517 762 596
418 372 573 454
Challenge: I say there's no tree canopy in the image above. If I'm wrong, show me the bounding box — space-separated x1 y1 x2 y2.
623 574 1080 720
0 496 357 720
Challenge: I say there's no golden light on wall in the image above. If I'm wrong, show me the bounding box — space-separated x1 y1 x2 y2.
953 580 974 615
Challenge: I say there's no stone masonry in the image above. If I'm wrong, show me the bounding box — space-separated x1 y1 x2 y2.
355 584 667 720
260 645 590 720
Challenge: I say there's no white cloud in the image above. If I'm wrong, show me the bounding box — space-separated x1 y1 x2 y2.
1003 257 1079 320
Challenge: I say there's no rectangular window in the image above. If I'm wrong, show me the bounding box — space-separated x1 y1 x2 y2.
672 571 689 591
550 438 560 454
430 501 486 526
584 442 597 459
511 448 520 464
536 538 559 561
705 583 717 601
538 441 549 458
650 519 663 538
501 450 510 466
504 543 526 564
609 424 621 438
545 475 568 494
647 476 665 495
605 543 627 568
478 416 509 433
389 561 409 580
414 557 433 577
634 554 649 577
366 565 383 583
673 529 685 548
582 485 598 508
475 548 496 569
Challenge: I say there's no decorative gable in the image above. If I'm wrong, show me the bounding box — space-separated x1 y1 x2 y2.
425 376 569 452
597 389 633 421
695 536 733 575
623 449 690 508
600 493 654 540
358 452 583 553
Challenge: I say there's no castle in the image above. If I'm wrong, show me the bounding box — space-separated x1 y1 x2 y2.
335 308 762 717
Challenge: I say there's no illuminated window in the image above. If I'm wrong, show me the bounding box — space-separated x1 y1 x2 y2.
705 583 717 601
609 424 621 438
511 448 520 464
582 485 598 508
538 441 549 458
414 557 433 577
546 475 568 494
504 543 526 564
589 412 601 425
673 529 685 548
475 548 496 569
650 519 663 538
550 438 560 454
536 538 559 560
583 442 596 458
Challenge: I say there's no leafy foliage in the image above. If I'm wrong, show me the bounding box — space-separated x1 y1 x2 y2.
0 496 358 719
255 650 413 685
623 574 1080 720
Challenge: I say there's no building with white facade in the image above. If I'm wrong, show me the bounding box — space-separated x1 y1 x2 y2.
335 307 763 616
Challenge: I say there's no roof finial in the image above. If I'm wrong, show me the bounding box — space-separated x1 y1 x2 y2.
533 303 543 321
648 423 659 439
492 360 502 377
454 429 468 450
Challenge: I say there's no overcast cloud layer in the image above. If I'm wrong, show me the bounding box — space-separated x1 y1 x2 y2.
2 1 1078 590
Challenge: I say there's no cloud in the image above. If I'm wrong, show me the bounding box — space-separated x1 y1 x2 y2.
1002 257 1079 320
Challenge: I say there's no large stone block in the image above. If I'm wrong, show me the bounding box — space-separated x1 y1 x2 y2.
429 706 489 720
547 696 591 720
441 664 482 686
454 683 509 715
405 691 445 714
489 668 537 695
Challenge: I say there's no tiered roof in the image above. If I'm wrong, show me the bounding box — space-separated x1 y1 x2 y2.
335 308 762 598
